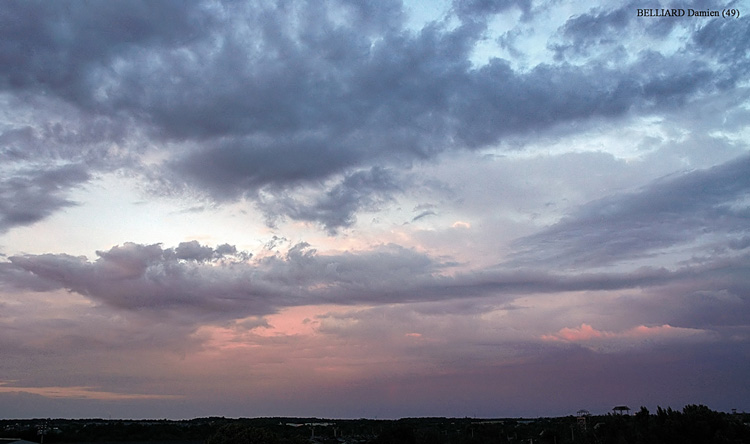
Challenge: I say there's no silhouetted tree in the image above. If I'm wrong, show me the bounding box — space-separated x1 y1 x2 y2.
372 425 417 444
207 423 280 444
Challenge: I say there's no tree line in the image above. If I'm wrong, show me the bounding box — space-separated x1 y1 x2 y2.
2 405 748 444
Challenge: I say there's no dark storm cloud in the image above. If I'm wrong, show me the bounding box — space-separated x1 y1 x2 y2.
0 0 209 101
510 155 750 268
173 136 361 198
0 0 745 230
0 163 90 233
550 3 631 59
258 167 402 233
451 60 641 147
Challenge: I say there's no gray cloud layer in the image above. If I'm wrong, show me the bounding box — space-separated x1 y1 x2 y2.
511 154 750 268
0 163 90 233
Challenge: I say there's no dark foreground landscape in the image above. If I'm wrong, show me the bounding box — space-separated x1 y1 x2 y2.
2 405 749 444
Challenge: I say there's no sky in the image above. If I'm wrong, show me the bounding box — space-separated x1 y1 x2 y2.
0 0 749 420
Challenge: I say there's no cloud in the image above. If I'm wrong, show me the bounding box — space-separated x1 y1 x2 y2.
412 210 437 222
0 262 61 292
452 0 533 21
691 11 750 82
257 167 402 233
173 240 245 262
609 284 750 334
1 0 744 231
0 163 90 233
541 323 714 348
6 242 281 318
550 3 632 59
5 238 749 328
510 154 750 268
3 241 442 320
0 0 209 100
550 0 743 67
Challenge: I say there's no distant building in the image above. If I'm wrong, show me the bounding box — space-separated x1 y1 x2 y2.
576 410 590 430
613 406 631 415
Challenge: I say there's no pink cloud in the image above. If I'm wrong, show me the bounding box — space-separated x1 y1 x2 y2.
542 323 613 341
542 323 712 346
